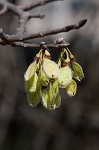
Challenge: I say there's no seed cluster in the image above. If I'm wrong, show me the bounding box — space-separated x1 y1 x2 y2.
24 43 84 110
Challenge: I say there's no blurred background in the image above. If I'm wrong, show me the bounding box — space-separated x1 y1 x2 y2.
0 0 99 150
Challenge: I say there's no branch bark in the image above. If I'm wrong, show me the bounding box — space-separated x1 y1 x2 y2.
0 0 87 48
19 0 64 11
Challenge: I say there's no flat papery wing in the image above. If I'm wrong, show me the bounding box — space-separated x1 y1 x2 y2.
42 88 49 109
58 66 72 88
43 58 59 79
45 50 51 58
72 71 81 82
66 80 77 96
72 61 84 80
42 79 61 110
41 70 49 86
25 73 38 92
29 73 38 92
49 79 61 109
26 74 41 107
24 61 37 81
27 88 41 107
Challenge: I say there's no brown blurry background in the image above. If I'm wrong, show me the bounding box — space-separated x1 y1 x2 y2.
0 0 99 150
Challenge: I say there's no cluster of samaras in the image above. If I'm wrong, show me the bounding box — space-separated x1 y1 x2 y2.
24 42 84 110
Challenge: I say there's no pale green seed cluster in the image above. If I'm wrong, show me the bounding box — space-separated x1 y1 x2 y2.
24 47 84 110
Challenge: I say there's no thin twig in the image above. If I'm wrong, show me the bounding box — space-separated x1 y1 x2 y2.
11 42 70 49
0 19 87 42
0 5 7 15
29 14 45 19
20 0 64 11
0 0 87 49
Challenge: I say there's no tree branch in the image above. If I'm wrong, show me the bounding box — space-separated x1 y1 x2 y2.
0 19 87 42
0 5 7 15
0 0 87 49
19 0 64 11
10 42 70 49
29 14 45 19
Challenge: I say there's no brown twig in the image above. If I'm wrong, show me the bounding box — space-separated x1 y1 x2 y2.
11 42 70 49
0 5 7 15
0 0 87 48
19 0 64 11
0 19 87 41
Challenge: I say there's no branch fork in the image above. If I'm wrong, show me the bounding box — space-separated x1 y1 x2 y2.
0 0 87 48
